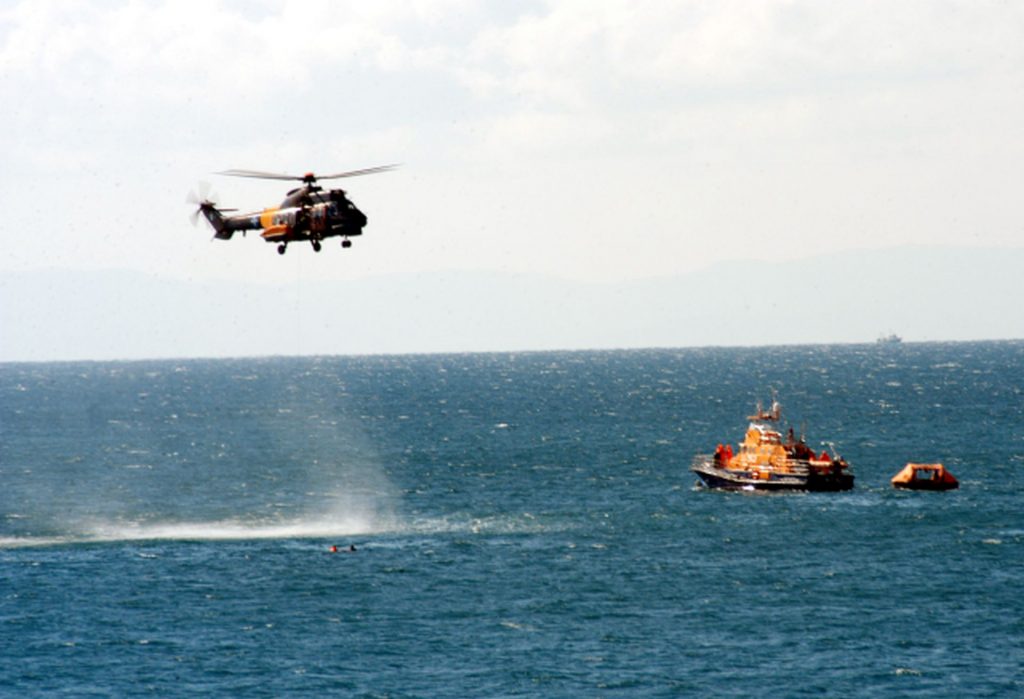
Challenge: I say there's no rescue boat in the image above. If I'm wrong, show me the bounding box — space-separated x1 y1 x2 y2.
890 463 959 491
691 399 854 492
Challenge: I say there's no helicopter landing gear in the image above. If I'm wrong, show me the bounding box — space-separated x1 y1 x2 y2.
311 240 322 252
341 238 352 249
277 243 287 255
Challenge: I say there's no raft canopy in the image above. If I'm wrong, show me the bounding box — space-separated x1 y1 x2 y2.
890 462 959 487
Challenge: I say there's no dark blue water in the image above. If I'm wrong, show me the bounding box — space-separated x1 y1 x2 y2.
2 343 1023 696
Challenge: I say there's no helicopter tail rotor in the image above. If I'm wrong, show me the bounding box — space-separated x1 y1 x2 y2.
187 183 236 239
186 181 214 224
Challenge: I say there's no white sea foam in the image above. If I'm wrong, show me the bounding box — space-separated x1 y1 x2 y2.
80 515 385 542
0 510 395 548
0 511 568 549
0 535 75 549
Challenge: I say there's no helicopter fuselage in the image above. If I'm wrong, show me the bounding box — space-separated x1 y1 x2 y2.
193 165 394 255
202 185 368 254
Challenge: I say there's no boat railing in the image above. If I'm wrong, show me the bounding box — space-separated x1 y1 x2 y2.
693 453 814 475
784 460 812 477
691 454 713 469
692 453 838 477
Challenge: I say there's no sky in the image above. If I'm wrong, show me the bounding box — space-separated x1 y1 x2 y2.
1 0 1023 357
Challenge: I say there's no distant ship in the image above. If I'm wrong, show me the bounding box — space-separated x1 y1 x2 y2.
691 398 854 492
876 333 903 344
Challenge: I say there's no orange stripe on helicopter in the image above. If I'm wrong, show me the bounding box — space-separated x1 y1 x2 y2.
258 206 290 240
259 207 279 230
261 226 289 240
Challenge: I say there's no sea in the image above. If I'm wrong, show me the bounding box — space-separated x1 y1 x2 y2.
1 342 1022 697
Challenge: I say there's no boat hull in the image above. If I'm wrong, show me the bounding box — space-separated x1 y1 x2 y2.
691 461 854 492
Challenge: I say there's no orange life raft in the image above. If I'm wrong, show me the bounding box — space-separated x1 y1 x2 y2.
891 463 959 491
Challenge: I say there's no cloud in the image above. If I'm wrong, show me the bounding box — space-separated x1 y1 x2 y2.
462 0 1024 99
1 0 1022 285
1 1 477 113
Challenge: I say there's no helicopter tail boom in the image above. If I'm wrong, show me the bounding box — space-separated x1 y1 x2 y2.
197 204 234 239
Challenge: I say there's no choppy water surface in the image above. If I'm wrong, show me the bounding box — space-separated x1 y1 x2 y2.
2 343 1023 696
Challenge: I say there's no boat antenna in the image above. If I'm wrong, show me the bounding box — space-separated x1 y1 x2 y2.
748 394 781 422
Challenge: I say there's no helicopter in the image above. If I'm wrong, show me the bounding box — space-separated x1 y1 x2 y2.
188 165 396 255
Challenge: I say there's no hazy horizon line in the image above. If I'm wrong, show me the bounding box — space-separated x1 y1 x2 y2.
4 337 1022 367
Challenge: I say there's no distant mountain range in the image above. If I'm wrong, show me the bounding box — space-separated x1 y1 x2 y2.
2 246 1022 362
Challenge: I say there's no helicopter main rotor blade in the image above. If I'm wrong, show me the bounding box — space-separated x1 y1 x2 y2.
216 165 399 182
217 169 299 181
314 164 399 180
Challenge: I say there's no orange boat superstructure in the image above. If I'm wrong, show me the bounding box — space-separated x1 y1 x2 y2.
726 422 838 480
692 399 854 491
891 463 959 491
